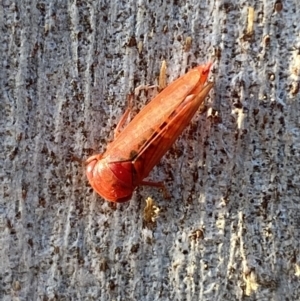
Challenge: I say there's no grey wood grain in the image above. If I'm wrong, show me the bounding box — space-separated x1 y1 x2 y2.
1 1 300 300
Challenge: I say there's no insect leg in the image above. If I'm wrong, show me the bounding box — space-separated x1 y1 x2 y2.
134 84 157 96
114 94 133 138
140 180 171 199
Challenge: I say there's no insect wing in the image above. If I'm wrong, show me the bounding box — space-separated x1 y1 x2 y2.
133 82 214 180
104 66 207 163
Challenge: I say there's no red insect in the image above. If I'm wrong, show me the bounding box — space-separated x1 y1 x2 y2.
86 62 213 202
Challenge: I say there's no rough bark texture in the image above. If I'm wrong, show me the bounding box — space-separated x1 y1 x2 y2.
1 1 300 300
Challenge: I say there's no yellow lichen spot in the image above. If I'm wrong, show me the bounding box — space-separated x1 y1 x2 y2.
159 60 167 91
243 270 259 296
246 7 255 35
295 264 300 277
137 41 143 54
291 82 299 96
143 197 160 223
184 36 192 52
291 54 300 77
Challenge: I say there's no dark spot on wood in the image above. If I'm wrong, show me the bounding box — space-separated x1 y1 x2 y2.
274 1 283 12
127 36 137 47
131 243 140 253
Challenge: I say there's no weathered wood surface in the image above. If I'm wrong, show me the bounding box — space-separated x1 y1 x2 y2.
1 1 300 300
